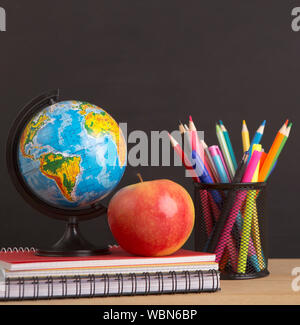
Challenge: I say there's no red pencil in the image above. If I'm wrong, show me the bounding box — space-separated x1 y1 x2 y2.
189 115 203 155
169 132 219 238
168 133 199 182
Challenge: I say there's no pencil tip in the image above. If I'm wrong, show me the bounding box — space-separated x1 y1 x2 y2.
189 115 193 122
285 119 289 126
219 120 223 125
168 132 176 142
243 120 246 124
178 120 183 125
261 120 266 126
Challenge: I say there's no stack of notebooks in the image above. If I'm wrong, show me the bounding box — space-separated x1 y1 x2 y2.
0 246 220 300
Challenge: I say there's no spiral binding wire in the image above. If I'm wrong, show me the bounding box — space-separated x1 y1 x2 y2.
1 270 220 301
0 247 35 253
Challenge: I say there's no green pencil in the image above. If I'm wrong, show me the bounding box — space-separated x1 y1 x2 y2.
216 123 235 180
219 120 238 170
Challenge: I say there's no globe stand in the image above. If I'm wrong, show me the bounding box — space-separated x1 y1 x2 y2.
36 217 110 257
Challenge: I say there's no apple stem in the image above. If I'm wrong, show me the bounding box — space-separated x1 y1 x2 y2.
137 173 144 182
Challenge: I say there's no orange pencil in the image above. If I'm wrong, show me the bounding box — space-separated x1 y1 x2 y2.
259 150 267 173
258 120 287 182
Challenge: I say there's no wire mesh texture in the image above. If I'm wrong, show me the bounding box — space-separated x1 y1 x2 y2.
194 182 269 280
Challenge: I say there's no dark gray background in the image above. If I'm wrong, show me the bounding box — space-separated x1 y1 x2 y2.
0 1 299 257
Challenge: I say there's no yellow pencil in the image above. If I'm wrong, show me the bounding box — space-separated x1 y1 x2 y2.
237 144 262 273
251 144 261 180
249 144 265 270
242 120 250 153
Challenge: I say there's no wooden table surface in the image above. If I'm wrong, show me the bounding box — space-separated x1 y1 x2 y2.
1 259 300 305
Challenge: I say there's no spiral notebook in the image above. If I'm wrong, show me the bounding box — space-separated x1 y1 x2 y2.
0 270 219 300
0 247 220 300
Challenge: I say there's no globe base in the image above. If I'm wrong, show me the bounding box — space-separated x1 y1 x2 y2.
35 217 110 257
36 247 110 257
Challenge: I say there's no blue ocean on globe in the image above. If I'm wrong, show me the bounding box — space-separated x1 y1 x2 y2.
18 100 126 210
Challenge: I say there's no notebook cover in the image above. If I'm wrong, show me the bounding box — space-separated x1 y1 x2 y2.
0 246 215 271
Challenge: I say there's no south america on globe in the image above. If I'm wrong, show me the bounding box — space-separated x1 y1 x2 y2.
18 100 126 210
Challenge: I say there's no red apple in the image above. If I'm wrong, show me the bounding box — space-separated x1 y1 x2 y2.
107 179 195 256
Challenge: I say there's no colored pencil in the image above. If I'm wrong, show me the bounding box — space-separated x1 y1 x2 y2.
237 145 262 273
251 144 262 181
216 123 235 179
179 121 192 157
201 140 220 183
168 133 199 182
175 129 215 236
173 136 214 235
209 145 229 183
242 120 250 153
189 116 204 160
191 150 223 206
206 152 249 253
207 193 238 271
178 120 185 138
258 120 288 182
247 120 266 163
265 122 292 180
189 116 215 180
213 145 231 182
219 120 238 170
259 150 267 173
235 145 262 272
214 150 262 263
251 204 266 270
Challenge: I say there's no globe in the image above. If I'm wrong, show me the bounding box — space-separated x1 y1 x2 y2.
17 100 126 210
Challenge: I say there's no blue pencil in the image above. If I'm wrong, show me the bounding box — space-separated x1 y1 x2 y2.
247 120 266 163
191 150 222 206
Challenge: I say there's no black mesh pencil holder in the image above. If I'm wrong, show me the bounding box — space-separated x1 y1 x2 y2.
194 182 269 280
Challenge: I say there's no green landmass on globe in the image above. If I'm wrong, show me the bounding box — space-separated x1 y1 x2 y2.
18 100 126 210
39 153 81 202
